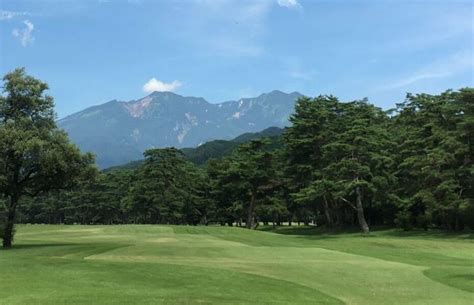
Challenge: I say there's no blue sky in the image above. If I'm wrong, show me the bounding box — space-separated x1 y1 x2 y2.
1 0 473 118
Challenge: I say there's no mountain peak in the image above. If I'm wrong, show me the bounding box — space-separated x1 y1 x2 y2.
59 90 302 168
268 89 286 95
147 91 181 98
255 90 302 99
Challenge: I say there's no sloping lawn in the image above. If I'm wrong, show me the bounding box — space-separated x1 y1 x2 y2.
0 225 472 305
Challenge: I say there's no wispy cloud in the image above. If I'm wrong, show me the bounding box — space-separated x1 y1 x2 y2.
381 9 472 54
143 78 182 93
277 0 301 9
0 10 30 21
381 51 473 90
289 70 315 81
12 20 35 47
179 0 272 57
281 56 316 81
385 73 448 90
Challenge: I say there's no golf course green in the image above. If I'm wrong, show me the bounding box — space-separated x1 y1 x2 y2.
1 225 472 305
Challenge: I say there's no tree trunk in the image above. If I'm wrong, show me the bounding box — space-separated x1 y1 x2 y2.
355 186 370 234
454 212 460 231
322 195 332 227
3 193 19 248
246 192 256 229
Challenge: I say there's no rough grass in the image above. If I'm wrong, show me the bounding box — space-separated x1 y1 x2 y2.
0 225 472 305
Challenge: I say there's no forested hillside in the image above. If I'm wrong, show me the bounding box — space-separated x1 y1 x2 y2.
10 89 473 233
104 126 284 171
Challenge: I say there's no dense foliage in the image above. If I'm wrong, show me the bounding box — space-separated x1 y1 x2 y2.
10 88 472 233
0 68 95 247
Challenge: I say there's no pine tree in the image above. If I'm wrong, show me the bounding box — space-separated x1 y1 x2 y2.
0 68 94 247
394 89 474 230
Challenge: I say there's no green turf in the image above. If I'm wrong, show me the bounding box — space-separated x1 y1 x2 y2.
0 225 472 305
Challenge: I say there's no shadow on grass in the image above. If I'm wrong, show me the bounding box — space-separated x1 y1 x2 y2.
423 269 474 293
259 225 474 240
380 229 474 240
450 274 474 281
257 226 361 240
1 242 131 264
1 243 75 251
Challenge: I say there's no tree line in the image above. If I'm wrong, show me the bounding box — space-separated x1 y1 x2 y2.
1 69 473 247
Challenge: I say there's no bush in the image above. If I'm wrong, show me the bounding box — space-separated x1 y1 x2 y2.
416 213 432 230
395 210 413 231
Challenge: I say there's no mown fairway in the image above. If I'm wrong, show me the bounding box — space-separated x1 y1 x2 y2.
0 225 473 305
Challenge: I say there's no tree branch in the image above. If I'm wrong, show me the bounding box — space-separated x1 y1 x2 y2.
340 197 357 211
18 167 39 186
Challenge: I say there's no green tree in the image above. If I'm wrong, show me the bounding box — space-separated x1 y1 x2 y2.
0 68 94 248
394 89 473 230
283 96 338 226
64 171 130 225
285 96 396 233
206 158 241 226
124 148 207 224
209 139 280 229
318 101 395 233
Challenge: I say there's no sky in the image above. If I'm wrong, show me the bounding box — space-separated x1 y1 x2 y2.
1 0 473 118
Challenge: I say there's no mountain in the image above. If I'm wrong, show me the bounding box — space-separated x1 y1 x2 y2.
181 126 284 165
58 90 302 168
104 127 285 172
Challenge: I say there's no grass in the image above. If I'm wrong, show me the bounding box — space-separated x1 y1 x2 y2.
0 225 473 305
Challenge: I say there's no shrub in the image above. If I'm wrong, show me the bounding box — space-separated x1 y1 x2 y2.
395 210 413 231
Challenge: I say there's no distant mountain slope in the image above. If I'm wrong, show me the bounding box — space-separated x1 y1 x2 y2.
104 127 284 171
231 126 284 143
58 90 301 168
182 126 284 165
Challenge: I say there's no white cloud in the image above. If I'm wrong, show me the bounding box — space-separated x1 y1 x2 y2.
12 20 35 47
381 50 474 90
143 78 182 93
0 10 29 21
277 0 301 9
